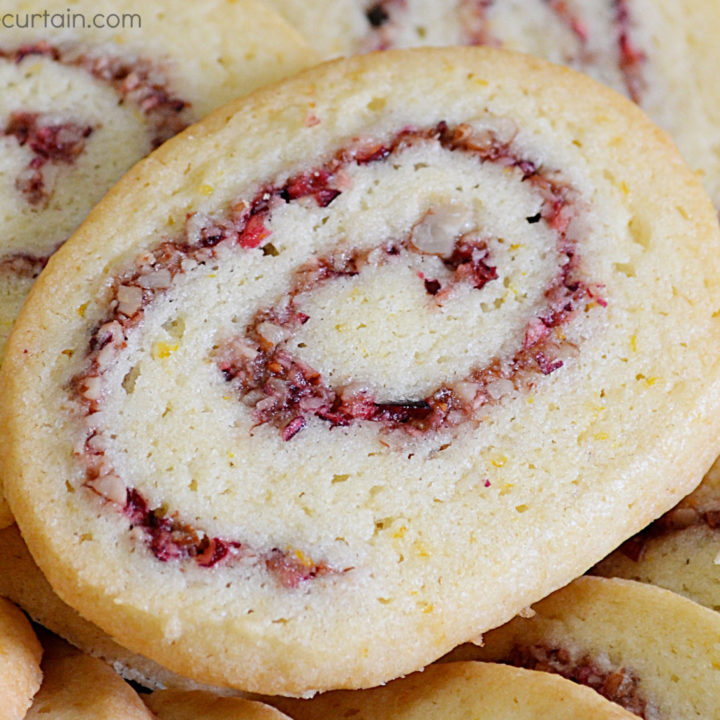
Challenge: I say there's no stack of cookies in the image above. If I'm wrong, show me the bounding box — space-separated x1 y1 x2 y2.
1 1 719 717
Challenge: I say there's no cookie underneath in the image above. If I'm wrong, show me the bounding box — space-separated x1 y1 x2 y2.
145 690 292 720
270 661 638 719
0 597 43 720
449 576 720 719
25 634 154 720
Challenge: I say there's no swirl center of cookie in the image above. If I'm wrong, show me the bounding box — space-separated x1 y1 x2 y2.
288 228 501 400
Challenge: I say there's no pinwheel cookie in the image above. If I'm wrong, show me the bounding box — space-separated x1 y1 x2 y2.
270 0 720 209
271 662 637 719
0 597 42 720
450 576 720 719
593 456 720 611
3 48 720 695
0 0 316 527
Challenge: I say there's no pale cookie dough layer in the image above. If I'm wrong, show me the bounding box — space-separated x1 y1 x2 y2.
25 634 154 720
0 524 232 692
449 576 720 719
593 456 720 612
270 0 720 209
0 596 43 720
145 690 292 720
271 662 638 719
3 48 720 696
0 0 316 527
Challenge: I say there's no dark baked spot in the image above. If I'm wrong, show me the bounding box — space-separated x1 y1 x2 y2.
424 278 441 295
366 2 390 27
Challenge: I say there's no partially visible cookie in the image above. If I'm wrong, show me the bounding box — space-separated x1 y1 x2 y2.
145 690 292 720
593 457 720 611
269 0 720 209
25 634 154 719
448 576 720 719
0 524 230 692
0 0 316 528
270 661 637 719
0 597 42 720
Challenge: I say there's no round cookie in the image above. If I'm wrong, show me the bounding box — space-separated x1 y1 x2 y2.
0 0 317 527
145 690 292 720
3 48 720 695
448 576 720 719
0 597 42 720
593 456 720 612
269 0 720 209
270 662 638 719
0 524 230 691
25 634 154 720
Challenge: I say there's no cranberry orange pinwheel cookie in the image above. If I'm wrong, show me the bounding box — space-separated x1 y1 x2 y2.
145 691 292 720
271 662 637 720
0 597 42 720
25 635 155 720
269 0 720 209
0 0 316 527
449 577 720 719
593 457 720 611
3 48 720 695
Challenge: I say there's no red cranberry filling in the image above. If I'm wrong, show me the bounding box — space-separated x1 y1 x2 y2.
70 120 604 578
0 41 190 148
614 0 646 103
0 251 50 279
1 40 191 212
509 644 657 718
4 111 94 205
545 0 589 42
124 489 333 585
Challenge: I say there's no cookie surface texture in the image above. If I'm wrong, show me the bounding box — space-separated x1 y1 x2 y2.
3 48 720 695
271 661 638 719
0 0 316 527
270 0 720 208
450 576 720 719
0 597 43 720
